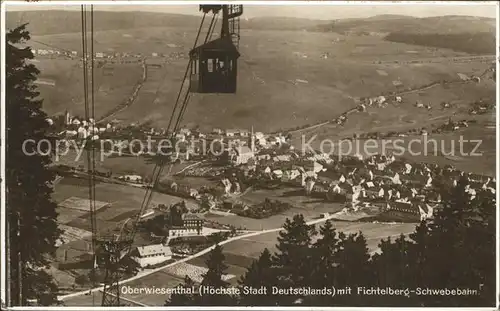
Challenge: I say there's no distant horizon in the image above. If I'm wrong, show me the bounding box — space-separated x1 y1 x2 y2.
5 9 498 21
5 3 498 20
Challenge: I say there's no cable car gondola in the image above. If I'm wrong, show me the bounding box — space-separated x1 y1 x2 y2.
189 5 243 94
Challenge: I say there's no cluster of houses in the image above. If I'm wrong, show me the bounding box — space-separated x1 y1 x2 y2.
93 132 495 270
57 110 113 140
210 145 496 222
32 49 130 60
31 48 78 58
469 100 495 115
31 47 176 61
331 95 403 126
131 212 205 268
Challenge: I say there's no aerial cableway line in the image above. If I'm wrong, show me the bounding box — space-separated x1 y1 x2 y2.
94 6 243 306
80 4 98 306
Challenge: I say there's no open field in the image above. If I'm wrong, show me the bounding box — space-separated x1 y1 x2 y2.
51 177 200 289
206 187 344 231
55 149 192 179
53 177 197 234
27 26 495 132
58 224 93 245
33 58 143 118
208 221 417 261
59 196 110 212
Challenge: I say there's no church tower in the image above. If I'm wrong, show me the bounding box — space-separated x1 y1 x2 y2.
250 126 255 152
65 110 71 125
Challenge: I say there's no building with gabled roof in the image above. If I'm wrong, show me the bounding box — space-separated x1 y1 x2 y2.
229 146 254 165
381 201 435 222
132 244 172 267
273 154 292 162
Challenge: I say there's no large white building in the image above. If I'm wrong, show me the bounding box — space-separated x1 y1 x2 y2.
131 244 172 268
230 146 254 165
119 175 143 183
167 214 204 239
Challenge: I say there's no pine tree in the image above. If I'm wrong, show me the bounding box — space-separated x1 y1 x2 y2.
306 220 341 306
272 214 316 305
412 177 496 306
6 24 62 306
238 248 276 306
371 234 415 306
166 276 198 306
199 244 236 306
333 232 372 306
374 176 496 307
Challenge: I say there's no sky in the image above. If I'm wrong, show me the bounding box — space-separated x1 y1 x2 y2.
5 2 498 20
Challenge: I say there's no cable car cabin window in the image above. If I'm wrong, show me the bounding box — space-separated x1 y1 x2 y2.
207 59 214 73
192 59 197 75
189 37 240 93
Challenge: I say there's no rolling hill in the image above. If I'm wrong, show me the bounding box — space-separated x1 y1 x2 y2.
312 14 496 54
6 10 202 35
6 10 496 133
384 32 495 55
6 10 329 36
8 10 495 36
313 15 496 35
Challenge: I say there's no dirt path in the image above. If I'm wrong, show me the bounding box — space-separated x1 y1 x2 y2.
97 60 148 123
173 160 205 176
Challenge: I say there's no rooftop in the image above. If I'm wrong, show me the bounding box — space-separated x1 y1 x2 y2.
182 213 203 221
235 146 254 155
136 244 172 257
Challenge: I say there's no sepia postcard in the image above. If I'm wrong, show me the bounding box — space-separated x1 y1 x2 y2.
1 1 498 309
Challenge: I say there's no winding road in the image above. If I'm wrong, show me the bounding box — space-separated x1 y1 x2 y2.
58 214 337 302
286 63 494 136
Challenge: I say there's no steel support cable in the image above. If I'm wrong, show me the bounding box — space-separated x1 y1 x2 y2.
204 13 217 44
166 13 206 132
173 13 217 129
81 3 90 294
146 13 214 112
101 12 209 306
162 10 220 225
90 5 97 225
81 6 94 238
89 6 98 296
123 12 208 252
132 11 219 263
137 23 207 227
80 6 89 119
137 12 207 213
149 14 213 217
81 6 98 305
209 15 218 42
174 91 191 132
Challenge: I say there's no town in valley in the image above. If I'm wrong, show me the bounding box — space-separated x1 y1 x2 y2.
4 2 497 308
